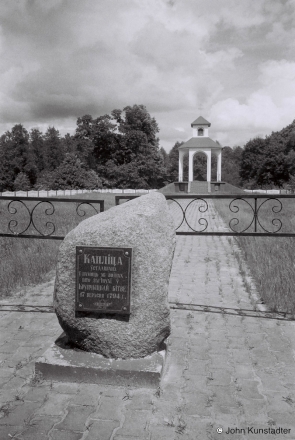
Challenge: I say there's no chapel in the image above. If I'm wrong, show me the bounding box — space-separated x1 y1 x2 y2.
177 116 222 192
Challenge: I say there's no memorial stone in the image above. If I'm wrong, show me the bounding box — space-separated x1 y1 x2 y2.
54 192 175 359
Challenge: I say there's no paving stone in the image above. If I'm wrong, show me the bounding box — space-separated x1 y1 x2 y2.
238 380 264 400
115 410 150 438
213 387 239 408
207 369 232 386
188 359 209 376
149 423 177 440
35 393 72 416
1 375 27 391
209 354 231 369
54 405 95 432
234 364 254 380
50 382 80 394
126 393 153 410
23 386 49 403
0 424 22 439
230 349 253 365
20 415 58 440
85 419 120 440
267 411 295 426
0 342 23 354
184 393 211 417
237 399 269 423
50 429 84 440
70 385 102 407
0 401 40 426
182 373 208 394
90 396 123 421
103 388 126 398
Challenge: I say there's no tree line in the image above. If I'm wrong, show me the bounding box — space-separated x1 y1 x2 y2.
0 105 169 191
1 103 295 191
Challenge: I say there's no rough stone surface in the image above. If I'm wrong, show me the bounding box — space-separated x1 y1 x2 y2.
54 192 176 359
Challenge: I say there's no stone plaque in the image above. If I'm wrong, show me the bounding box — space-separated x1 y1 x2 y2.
76 246 132 314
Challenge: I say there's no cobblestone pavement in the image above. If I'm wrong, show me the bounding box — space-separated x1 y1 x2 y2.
0 200 295 439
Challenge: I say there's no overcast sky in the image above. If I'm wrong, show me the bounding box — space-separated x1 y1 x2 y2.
1 0 295 151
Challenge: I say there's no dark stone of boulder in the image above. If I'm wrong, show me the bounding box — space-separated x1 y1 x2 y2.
54 192 175 359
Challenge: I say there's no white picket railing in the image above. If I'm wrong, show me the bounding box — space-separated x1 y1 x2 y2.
244 189 290 194
0 188 156 197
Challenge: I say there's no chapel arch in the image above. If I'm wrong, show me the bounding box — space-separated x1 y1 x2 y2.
178 116 222 184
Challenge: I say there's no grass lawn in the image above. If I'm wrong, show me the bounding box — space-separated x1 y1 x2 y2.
214 196 295 316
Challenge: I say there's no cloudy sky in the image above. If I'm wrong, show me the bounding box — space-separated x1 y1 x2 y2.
1 0 295 151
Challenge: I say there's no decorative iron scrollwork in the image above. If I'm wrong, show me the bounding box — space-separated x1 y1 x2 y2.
228 197 283 233
8 200 56 236
0 197 103 239
168 198 209 232
76 202 99 217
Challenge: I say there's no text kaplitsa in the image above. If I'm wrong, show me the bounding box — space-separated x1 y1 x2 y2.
84 254 123 266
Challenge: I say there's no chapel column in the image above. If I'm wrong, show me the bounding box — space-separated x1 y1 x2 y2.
206 150 211 182
217 150 222 182
188 150 194 182
178 150 184 182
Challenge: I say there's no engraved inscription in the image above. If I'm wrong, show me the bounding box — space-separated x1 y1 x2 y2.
76 246 132 314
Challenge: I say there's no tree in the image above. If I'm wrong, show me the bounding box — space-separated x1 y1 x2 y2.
30 128 45 172
256 148 290 188
75 114 117 167
167 141 183 182
51 153 102 190
43 127 64 171
221 146 243 187
35 170 55 190
0 135 15 191
14 172 31 191
75 105 166 188
112 105 159 147
240 137 266 186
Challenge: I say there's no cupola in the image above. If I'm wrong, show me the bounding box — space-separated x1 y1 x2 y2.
191 116 211 137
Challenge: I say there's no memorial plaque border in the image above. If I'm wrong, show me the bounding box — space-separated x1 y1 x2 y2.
75 246 132 315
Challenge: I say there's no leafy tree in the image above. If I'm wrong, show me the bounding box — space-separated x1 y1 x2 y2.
51 153 102 190
0 135 15 191
221 146 243 187
256 148 290 188
240 137 266 186
75 105 166 188
34 170 55 190
13 172 31 191
159 147 169 169
43 127 64 171
30 128 45 172
62 133 78 156
75 114 117 167
3 125 30 176
167 141 183 182
112 105 159 147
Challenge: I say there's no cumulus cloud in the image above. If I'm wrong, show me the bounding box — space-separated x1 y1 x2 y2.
208 59 295 146
0 0 294 150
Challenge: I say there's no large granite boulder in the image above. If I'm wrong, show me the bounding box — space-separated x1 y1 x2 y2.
54 192 175 359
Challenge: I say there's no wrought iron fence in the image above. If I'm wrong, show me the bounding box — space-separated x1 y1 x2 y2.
0 196 104 240
116 194 295 237
1 193 294 239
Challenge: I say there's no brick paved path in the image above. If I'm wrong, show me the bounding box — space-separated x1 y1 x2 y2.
0 200 295 439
